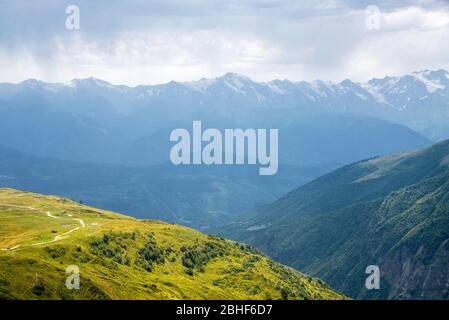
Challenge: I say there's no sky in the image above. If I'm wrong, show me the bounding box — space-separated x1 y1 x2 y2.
1 0 449 85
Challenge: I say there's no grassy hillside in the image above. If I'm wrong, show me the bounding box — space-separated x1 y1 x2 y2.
220 140 449 299
0 188 344 300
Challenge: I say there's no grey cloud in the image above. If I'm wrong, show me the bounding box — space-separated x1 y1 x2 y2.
0 0 448 84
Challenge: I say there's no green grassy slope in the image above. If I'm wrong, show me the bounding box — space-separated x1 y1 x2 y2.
220 139 449 299
0 188 345 300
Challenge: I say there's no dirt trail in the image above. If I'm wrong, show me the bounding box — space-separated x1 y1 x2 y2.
0 204 85 251
46 211 59 219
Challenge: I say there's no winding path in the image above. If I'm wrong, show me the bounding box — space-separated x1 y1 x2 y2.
0 204 85 251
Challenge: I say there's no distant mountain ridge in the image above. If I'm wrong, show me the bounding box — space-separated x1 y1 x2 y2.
3 69 448 111
0 70 438 167
2 69 448 140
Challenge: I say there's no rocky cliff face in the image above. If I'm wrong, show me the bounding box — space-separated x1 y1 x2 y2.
381 241 449 300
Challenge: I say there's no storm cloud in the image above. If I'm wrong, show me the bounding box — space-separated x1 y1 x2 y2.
1 0 449 84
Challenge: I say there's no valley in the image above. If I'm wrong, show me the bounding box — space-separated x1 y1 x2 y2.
220 139 449 299
0 144 326 229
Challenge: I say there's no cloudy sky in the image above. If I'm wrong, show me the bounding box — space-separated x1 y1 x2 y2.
1 0 449 85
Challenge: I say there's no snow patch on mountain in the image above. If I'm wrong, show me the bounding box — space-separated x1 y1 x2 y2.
222 73 248 95
309 80 332 98
266 82 287 95
183 78 216 94
359 82 393 107
355 92 368 101
63 80 77 88
412 72 446 93
62 78 116 90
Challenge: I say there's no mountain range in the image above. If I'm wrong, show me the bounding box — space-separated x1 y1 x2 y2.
219 139 449 299
1 70 445 166
1 70 441 229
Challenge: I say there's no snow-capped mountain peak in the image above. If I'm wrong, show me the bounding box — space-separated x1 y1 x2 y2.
181 73 252 94
67 77 115 90
412 70 447 92
2 69 449 140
